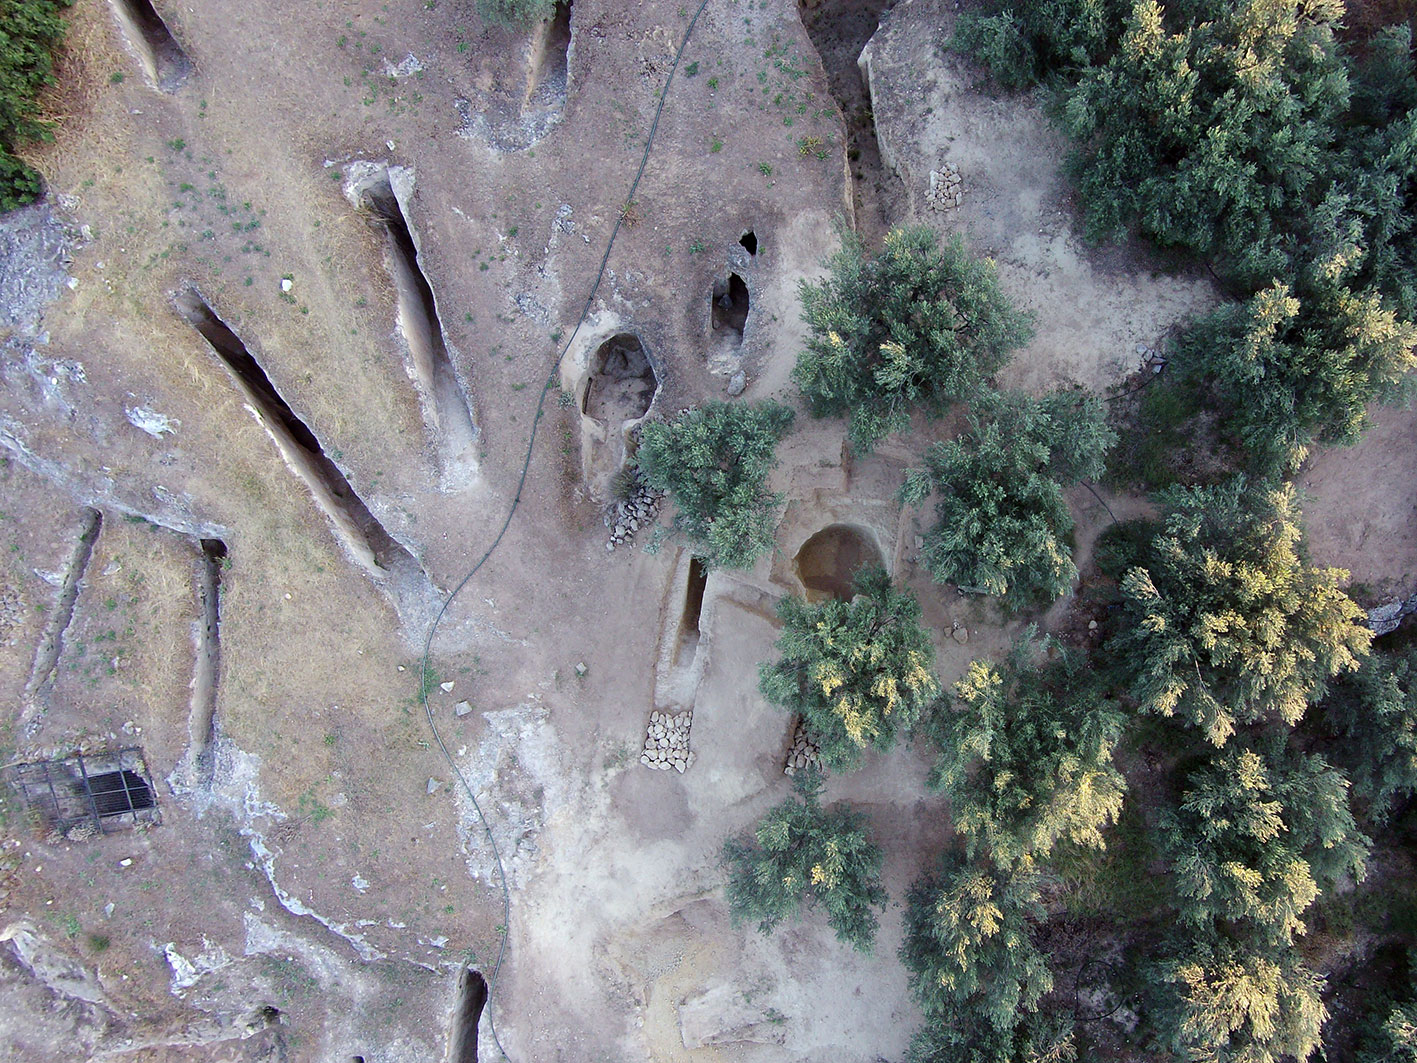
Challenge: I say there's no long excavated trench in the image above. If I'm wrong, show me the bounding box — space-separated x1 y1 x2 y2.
106 0 190 91
446 966 487 1063
25 507 102 700
182 537 225 784
175 288 426 590
356 169 480 487
798 0 900 240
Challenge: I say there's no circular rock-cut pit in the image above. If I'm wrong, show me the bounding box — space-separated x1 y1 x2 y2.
793 523 884 603
583 332 657 425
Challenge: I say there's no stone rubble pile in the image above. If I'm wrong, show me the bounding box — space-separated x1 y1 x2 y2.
927 163 964 212
641 709 695 772
783 718 824 777
1370 593 1417 636
1137 342 1167 374
606 469 664 552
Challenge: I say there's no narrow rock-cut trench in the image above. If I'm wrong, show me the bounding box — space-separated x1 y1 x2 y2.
25 507 101 699
446 967 487 1063
181 537 225 785
525 0 573 106
174 288 426 590
106 0 190 91
359 171 480 486
798 0 900 241
676 556 708 667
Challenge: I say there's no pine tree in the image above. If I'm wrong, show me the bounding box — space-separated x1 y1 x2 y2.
0 0 71 211
1110 478 1370 746
635 400 794 570
758 567 939 769
794 226 1034 454
1152 928 1327 1063
1318 645 1417 824
907 1010 1076 1063
901 388 1114 609
900 850 1054 1033
952 0 1129 89
1162 734 1368 944
475 0 556 27
921 636 1126 868
721 771 887 951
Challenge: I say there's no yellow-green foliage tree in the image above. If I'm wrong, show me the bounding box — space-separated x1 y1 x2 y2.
758 567 939 769
1111 478 1370 746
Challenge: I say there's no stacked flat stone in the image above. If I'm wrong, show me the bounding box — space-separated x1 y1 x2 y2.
605 470 664 552
927 164 964 212
641 709 695 772
783 718 824 777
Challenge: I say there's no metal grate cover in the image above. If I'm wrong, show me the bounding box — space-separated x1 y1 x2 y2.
4 748 160 835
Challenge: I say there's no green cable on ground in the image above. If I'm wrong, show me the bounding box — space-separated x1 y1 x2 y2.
419 1 715 1057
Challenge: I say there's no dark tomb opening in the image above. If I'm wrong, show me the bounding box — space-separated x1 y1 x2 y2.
583 333 657 423
711 273 750 338
793 524 884 602
740 230 758 256
447 967 488 1063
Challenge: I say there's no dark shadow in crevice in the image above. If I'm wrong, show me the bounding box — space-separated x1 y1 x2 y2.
358 170 479 484
174 287 424 587
26 507 101 699
527 0 572 104
446 967 487 1063
740 230 758 256
797 0 899 239
107 0 190 91
711 273 750 339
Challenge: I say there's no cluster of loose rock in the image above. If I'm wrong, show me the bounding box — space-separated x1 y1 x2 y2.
783 718 824 777
1370 593 1417 636
1137 342 1167 375
605 470 663 552
927 163 964 211
641 710 695 772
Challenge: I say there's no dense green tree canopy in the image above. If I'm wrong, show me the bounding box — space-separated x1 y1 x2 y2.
901 388 1114 609
907 1010 1076 1063
1060 0 1350 277
922 638 1126 868
0 0 71 211
1111 478 1369 746
636 399 794 570
759 567 939 769
794 226 1033 453
1318 645 1417 824
1153 929 1328 1063
1168 279 1416 475
900 851 1054 1034
1162 736 1368 944
722 771 887 951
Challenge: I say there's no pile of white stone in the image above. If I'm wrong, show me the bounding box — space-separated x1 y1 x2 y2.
606 471 663 552
783 718 824 776
1137 343 1168 375
641 709 695 772
927 163 964 212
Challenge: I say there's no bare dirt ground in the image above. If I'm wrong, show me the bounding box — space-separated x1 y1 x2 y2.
1 1 1414 1062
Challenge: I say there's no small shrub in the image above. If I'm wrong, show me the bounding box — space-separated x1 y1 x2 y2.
475 0 555 27
0 0 72 211
795 225 1033 453
636 400 794 570
722 771 886 951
